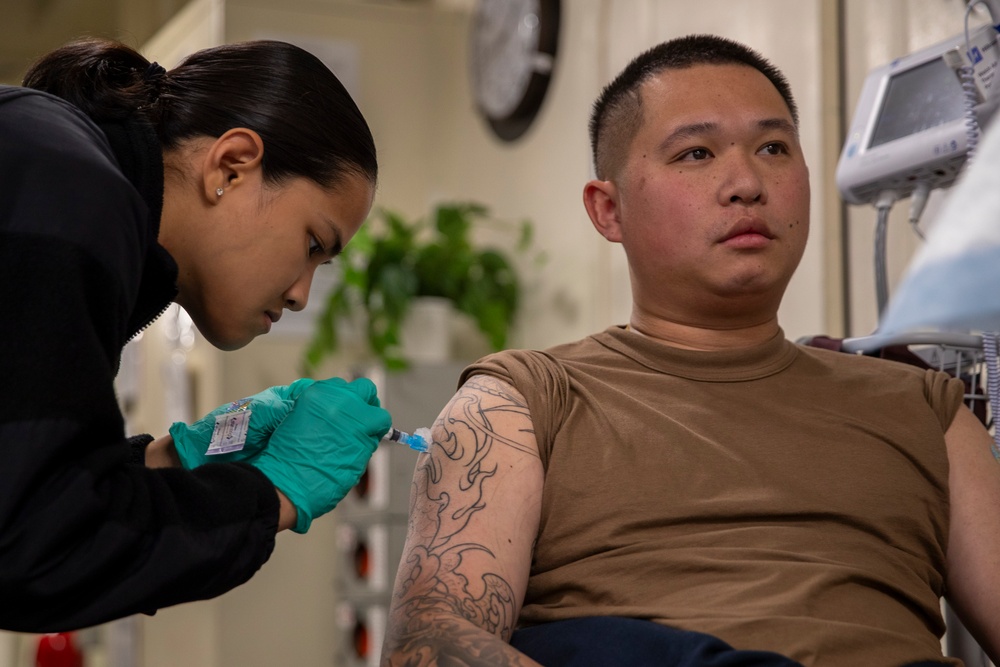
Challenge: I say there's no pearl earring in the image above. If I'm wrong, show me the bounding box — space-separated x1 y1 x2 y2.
216 187 224 197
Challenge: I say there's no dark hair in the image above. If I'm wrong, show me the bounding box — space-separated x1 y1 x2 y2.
23 38 376 189
589 34 798 180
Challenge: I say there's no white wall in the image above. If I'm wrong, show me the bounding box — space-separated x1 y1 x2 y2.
223 0 835 353
7 1 982 666
68 0 878 665
414 0 837 344
129 1 838 666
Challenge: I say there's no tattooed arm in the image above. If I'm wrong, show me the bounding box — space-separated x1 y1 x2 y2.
381 375 545 667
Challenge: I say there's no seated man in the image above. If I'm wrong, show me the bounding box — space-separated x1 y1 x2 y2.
381 34 1000 666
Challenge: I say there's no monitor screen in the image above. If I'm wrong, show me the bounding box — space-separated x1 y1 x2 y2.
868 56 966 148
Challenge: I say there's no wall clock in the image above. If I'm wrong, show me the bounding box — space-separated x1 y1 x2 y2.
470 0 560 142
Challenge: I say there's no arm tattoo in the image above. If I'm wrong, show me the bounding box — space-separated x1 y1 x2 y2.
384 376 539 665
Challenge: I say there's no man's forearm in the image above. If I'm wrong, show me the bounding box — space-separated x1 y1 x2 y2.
382 613 541 667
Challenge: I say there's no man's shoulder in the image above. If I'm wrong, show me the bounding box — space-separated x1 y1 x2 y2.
460 333 604 391
469 330 611 367
541 332 609 357
794 340 937 384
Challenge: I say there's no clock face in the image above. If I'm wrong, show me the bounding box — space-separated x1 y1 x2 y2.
470 0 559 141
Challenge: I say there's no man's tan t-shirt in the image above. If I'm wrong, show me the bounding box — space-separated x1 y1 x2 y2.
463 326 966 666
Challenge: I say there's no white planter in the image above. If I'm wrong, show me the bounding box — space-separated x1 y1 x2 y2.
400 296 453 364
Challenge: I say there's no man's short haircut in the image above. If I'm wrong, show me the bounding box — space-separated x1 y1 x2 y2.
589 34 799 180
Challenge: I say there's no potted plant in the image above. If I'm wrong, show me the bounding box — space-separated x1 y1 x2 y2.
304 202 537 372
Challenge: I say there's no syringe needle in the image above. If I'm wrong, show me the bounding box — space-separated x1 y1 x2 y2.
382 427 430 453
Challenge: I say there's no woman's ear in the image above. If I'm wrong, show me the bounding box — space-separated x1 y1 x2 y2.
201 128 265 201
583 179 624 243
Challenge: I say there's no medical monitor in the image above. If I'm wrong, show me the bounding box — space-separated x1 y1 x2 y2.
837 23 1000 205
867 58 966 148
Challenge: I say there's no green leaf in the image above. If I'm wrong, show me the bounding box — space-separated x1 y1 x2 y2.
301 201 533 372
374 264 418 319
435 204 471 246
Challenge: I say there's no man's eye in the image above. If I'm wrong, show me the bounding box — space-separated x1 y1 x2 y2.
679 148 711 161
759 142 787 155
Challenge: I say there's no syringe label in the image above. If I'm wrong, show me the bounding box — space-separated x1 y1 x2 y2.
207 409 252 455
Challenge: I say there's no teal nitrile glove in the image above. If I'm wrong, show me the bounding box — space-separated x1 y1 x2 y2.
250 377 391 534
168 378 315 469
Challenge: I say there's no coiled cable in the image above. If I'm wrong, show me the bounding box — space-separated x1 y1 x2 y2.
983 331 1000 459
958 62 980 162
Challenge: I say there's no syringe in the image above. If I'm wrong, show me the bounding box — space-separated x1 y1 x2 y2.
382 427 431 453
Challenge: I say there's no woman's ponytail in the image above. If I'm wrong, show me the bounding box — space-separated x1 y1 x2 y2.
24 37 377 192
22 39 166 124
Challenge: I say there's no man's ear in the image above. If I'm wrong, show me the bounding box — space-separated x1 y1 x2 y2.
201 128 265 201
583 179 623 243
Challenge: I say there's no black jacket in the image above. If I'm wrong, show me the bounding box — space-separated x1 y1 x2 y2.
0 86 279 631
